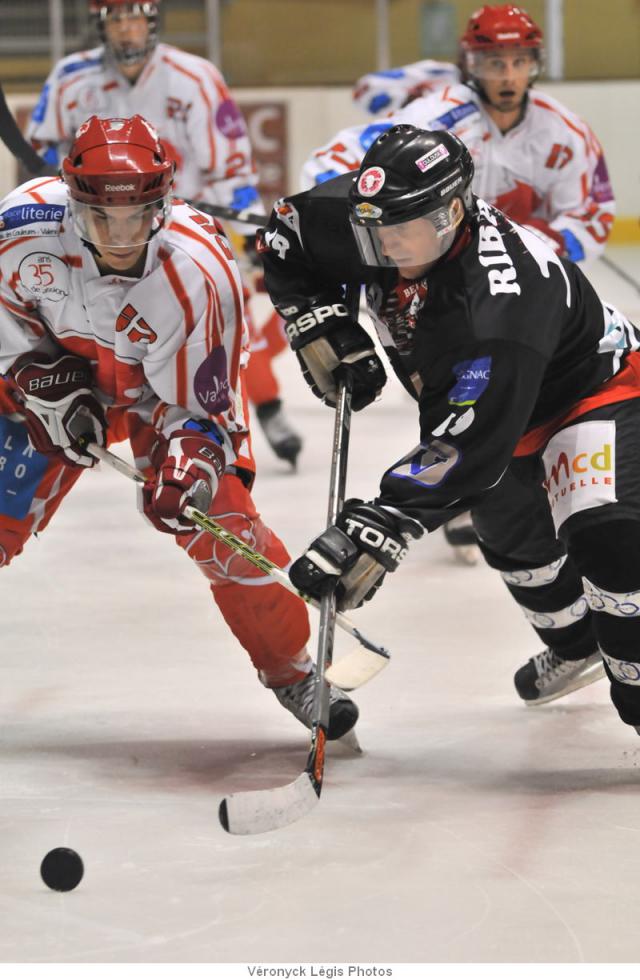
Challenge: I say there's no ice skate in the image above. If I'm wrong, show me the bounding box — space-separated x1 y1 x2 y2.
272 666 359 740
443 513 479 565
256 398 302 468
514 648 605 706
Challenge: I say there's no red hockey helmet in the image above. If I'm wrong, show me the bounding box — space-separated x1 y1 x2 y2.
62 115 174 247
461 4 543 51
88 0 159 17
460 5 543 85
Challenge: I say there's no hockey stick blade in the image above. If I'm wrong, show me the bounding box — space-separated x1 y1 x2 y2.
219 770 319 835
325 637 390 691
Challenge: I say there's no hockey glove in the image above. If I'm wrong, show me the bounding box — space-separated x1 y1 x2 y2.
283 303 386 412
11 351 106 467
143 428 226 535
290 498 423 610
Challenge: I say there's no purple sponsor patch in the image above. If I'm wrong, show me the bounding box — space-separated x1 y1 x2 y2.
591 153 613 203
215 99 247 140
194 347 231 414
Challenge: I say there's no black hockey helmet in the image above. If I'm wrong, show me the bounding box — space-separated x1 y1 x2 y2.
349 125 475 271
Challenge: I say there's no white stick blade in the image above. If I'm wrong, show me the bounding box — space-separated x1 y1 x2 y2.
325 646 390 691
219 771 319 835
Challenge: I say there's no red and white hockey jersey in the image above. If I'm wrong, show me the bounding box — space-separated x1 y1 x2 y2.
27 44 260 213
0 177 251 465
302 84 615 263
352 59 461 115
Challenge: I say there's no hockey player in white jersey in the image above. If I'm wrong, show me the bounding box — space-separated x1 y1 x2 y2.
0 114 358 740
303 4 615 267
27 0 302 467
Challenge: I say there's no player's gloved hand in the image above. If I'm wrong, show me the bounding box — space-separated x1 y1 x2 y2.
143 428 226 535
282 302 386 412
10 351 106 467
521 218 567 257
289 498 423 610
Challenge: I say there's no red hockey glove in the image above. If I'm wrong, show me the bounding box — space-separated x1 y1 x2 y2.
143 428 226 535
11 351 106 467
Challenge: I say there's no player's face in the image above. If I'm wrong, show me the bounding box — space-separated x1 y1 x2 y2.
354 198 464 277
471 48 536 113
84 203 155 269
104 8 150 76
377 217 440 271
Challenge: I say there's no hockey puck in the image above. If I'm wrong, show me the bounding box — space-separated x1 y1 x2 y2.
40 847 84 892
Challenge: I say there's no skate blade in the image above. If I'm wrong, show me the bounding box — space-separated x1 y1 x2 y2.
525 661 606 706
332 728 363 755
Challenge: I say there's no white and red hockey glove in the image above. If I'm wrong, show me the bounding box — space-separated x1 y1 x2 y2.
143 427 226 535
11 351 106 467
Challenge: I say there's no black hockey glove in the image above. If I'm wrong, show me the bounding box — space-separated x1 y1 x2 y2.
290 498 424 610
283 302 386 412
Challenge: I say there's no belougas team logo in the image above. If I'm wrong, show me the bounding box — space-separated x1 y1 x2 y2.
357 167 386 197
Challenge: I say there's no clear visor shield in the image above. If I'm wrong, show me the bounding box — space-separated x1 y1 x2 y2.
69 196 170 249
466 47 540 82
351 202 463 271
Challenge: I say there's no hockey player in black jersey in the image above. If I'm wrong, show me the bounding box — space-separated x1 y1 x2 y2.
258 123 640 730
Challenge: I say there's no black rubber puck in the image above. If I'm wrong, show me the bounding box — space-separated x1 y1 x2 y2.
40 847 84 892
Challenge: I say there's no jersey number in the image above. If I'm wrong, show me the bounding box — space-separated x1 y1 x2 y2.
545 143 573 170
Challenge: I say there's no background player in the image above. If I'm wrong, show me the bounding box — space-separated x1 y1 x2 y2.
27 0 302 467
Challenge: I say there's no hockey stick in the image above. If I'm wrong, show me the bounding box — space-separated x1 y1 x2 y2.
219 372 354 834
0 83 57 177
72 438 389 673
600 254 640 298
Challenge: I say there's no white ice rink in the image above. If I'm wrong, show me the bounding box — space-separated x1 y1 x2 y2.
1 249 640 970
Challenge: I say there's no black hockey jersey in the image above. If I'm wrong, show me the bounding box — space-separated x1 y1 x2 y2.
260 174 639 531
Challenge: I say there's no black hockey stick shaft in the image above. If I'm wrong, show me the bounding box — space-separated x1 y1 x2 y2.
0 82 56 177
304 284 358 797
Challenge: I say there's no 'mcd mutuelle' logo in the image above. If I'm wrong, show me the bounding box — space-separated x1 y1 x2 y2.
357 167 386 197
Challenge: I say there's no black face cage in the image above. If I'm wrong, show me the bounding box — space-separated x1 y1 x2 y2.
94 3 160 64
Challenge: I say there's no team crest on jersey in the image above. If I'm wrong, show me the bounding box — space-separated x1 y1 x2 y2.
357 167 386 197
18 253 69 302
77 83 109 114
194 347 231 414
